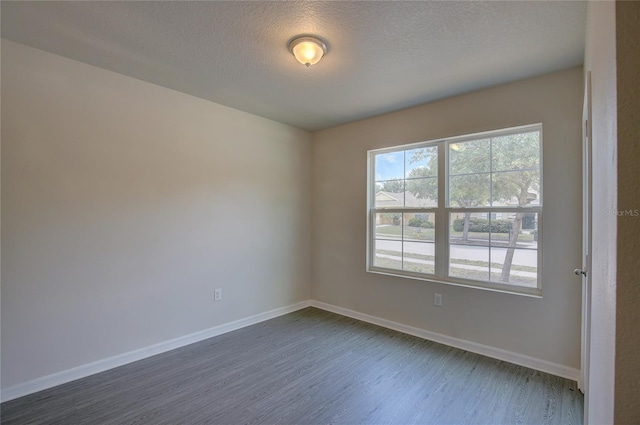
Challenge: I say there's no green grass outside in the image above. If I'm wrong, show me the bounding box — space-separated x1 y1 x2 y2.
375 225 534 243
375 249 537 273
450 230 534 242
373 255 536 287
375 225 435 241
373 256 434 274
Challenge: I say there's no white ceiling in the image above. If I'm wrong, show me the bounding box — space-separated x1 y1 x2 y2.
1 1 587 131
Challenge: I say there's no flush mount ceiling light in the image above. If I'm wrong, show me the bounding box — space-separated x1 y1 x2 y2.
288 36 327 67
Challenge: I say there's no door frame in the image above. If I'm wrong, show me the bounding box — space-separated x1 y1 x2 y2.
579 71 593 398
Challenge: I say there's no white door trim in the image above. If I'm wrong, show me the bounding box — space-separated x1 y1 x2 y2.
579 71 593 399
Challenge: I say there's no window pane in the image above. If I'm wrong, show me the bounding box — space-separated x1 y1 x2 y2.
405 177 437 206
492 131 540 172
449 213 491 246
449 139 490 175
369 126 542 292
449 173 490 207
490 247 538 288
489 212 538 249
406 146 437 178
374 180 404 208
403 242 435 275
375 151 404 181
491 170 540 206
374 239 402 270
374 213 402 240
449 244 489 282
404 213 435 242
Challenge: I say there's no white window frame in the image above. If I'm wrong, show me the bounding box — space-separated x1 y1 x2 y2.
366 124 543 297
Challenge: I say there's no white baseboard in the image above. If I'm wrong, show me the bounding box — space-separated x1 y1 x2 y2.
1 301 311 403
309 300 580 382
2 298 579 403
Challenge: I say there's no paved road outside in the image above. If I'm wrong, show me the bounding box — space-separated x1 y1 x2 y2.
375 239 537 268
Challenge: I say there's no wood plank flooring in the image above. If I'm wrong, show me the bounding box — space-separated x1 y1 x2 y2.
1 307 583 424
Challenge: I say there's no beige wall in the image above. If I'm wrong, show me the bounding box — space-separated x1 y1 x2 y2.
614 1 640 422
584 1 618 422
312 68 583 369
1 40 311 389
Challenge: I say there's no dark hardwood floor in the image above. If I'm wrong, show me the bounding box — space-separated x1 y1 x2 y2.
1 307 583 424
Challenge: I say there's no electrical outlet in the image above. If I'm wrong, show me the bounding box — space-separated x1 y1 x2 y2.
214 288 222 301
434 293 443 307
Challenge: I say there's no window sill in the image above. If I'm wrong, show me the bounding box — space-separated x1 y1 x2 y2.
367 267 543 298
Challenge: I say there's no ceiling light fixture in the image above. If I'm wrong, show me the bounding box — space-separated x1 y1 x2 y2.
288 36 327 67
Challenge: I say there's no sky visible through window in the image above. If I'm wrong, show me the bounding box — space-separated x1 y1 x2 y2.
374 151 404 181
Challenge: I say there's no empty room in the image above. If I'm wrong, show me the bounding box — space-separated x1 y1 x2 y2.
1 1 638 424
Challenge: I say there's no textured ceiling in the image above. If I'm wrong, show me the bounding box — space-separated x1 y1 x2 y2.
1 1 587 131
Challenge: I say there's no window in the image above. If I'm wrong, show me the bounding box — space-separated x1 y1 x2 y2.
367 124 542 295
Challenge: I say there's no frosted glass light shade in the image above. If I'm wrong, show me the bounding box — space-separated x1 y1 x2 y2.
289 36 327 67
